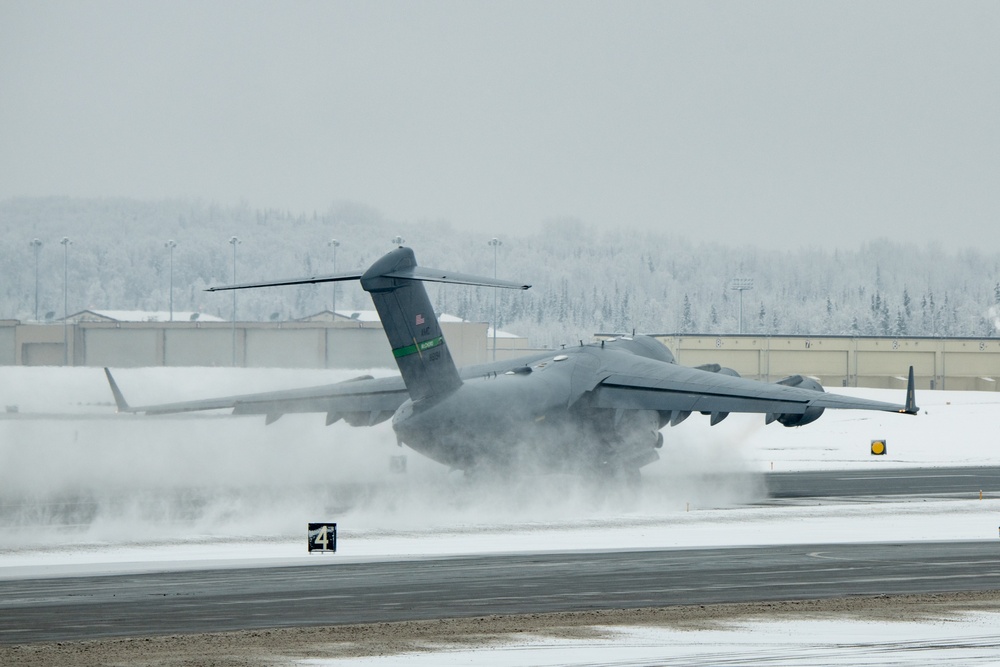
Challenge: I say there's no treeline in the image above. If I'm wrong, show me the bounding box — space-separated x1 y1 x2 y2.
2 197 999 348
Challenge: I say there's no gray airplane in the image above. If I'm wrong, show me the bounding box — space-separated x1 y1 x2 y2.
105 246 917 484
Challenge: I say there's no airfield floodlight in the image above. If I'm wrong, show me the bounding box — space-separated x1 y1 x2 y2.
229 236 241 366
391 236 405 246
29 238 42 321
729 277 754 335
60 237 72 364
488 237 503 361
329 237 341 317
165 240 177 321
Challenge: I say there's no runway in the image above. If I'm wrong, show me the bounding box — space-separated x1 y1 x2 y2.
2 541 999 643
765 465 1000 498
2 466 1000 644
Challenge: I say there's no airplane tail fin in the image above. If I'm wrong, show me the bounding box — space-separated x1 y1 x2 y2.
360 247 528 402
363 255 459 402
207 247 530 404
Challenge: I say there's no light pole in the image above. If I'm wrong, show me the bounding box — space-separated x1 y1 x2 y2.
165 240 177 321
60 237 72 364
488 237 502 361
29 238 42 321
328 239 340 316
229 236 241 366
729 278 754 335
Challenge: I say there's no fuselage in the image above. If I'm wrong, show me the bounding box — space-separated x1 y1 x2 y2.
392 336 673 474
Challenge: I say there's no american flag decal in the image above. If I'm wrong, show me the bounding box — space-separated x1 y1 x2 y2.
415 314 425 325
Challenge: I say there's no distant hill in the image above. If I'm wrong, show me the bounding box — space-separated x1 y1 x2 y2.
2 197 999 347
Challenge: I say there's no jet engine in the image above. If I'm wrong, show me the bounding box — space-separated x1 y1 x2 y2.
773 406 825 427
342 411 394 427
768 374 826 427
695 363 741 377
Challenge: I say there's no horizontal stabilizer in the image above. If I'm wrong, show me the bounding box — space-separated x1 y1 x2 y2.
384 266 530 290
206 270 364 292
205 266 530 293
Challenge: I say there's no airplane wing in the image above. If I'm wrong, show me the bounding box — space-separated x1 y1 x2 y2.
591 361 917 424
105 369 409 426
103 353 556 427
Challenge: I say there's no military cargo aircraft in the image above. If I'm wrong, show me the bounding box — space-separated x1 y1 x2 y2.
105 246 917 484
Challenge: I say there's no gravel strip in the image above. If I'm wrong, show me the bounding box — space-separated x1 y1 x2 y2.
4 591 1000 666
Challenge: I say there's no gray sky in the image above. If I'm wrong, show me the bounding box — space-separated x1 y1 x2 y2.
2 1 998 250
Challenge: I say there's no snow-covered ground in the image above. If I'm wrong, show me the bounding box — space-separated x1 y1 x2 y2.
336 614 1000 667
2 366 1000 664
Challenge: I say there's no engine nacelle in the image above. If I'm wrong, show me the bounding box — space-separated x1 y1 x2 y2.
342 410 394 427
771 374 826 427
695 363 741 378
775 406 825 427
775 374 823 392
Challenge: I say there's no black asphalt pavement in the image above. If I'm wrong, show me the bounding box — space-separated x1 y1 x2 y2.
2 541 1000 643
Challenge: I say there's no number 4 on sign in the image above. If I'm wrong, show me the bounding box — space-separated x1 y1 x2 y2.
308 523 337 553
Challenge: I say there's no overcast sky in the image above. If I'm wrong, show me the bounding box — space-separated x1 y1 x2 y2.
1 1 998 250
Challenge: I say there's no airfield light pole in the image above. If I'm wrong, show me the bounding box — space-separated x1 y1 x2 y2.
229 236 241 366
29 238 42 321
729 278 754 335
488 237 502 361
60 237 72 365
165 240 177 321
328 239 340 316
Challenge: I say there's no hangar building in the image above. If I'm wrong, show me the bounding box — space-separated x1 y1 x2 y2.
1 316 998 391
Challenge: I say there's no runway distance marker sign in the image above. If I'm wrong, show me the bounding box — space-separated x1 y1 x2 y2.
308 523 337 553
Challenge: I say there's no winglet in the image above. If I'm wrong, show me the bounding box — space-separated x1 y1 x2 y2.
902 365 918 415
104 367 131 413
